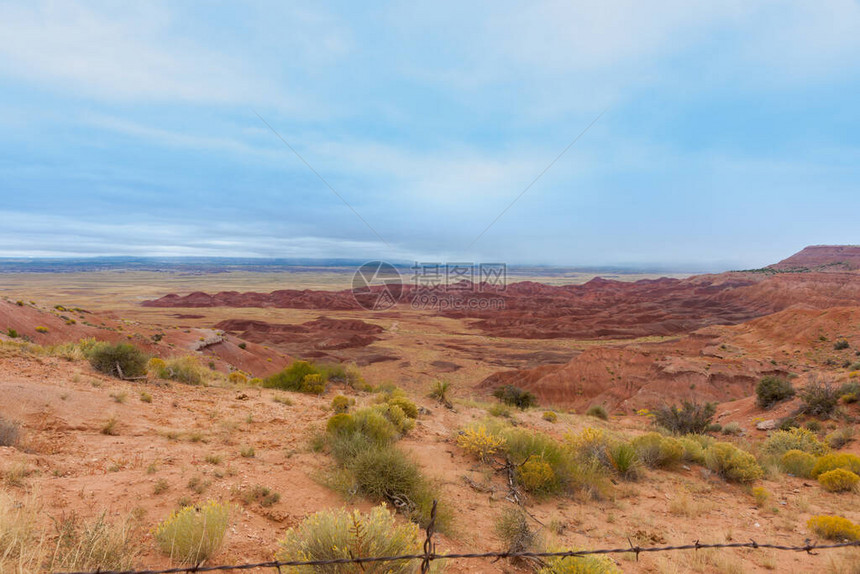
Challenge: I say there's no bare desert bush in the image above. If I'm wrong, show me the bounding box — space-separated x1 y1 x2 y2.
276 505 423 574
238 485 281 507
827 427 856 450
799 376 841 419
652 400 716 435
0 491 41 572
2 494 140 573
48 512 140 571
495 508 541 567
0 417 20 447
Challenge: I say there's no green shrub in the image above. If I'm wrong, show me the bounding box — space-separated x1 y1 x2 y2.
6 328 18 339
331 395 351 414
799 377 841 418
276 505 423 574
652 401 716 435
327 413 356 436
812 453 860 478
375 404 415 435
429 380 451 404
349 445 440 527
678 435 710 464
807 515 860 541
87 343 148 379
703 442 763 483
488 403 512 418
263 361 328 394
542 411 558 423
387 397 418 419
755 376 795 409
762 427 829 456
840 381 860 404
805 420 822 432
351 408 399 446
301 373 325 394
777 416 799 430
631 433 683 469
585 405 608 420
156 357 206 385
492 385 537 409
835 339 850 350
721 421 742 436
818 468 860 493
780 450 817 478
608 442 641 480
153 501 230 565
227 372 248 385
329 432 374 465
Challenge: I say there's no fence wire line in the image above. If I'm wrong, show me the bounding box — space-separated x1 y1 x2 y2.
56 502 860 574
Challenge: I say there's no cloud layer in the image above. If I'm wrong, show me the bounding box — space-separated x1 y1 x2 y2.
1 1 858 268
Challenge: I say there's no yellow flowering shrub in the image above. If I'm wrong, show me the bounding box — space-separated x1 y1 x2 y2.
457 425 506 462
808 515 860 541
818 468 860 493
153 500 230 564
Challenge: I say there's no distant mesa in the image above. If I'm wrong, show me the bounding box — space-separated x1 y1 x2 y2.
141 246 860 341
768 245 860 272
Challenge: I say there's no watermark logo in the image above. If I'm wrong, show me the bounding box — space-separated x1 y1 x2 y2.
351 261 403 310
352 261 507 311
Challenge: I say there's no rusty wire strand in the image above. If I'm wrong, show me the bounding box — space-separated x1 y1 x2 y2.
56 500 860 574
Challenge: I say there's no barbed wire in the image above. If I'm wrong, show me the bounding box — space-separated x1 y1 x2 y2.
57 502 860 574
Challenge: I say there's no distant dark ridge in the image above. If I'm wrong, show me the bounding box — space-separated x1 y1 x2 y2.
0 256 702 275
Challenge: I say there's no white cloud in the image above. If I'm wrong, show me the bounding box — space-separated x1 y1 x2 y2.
0 1 348 109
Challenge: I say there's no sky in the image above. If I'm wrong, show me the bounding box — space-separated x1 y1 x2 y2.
0 1 859 270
